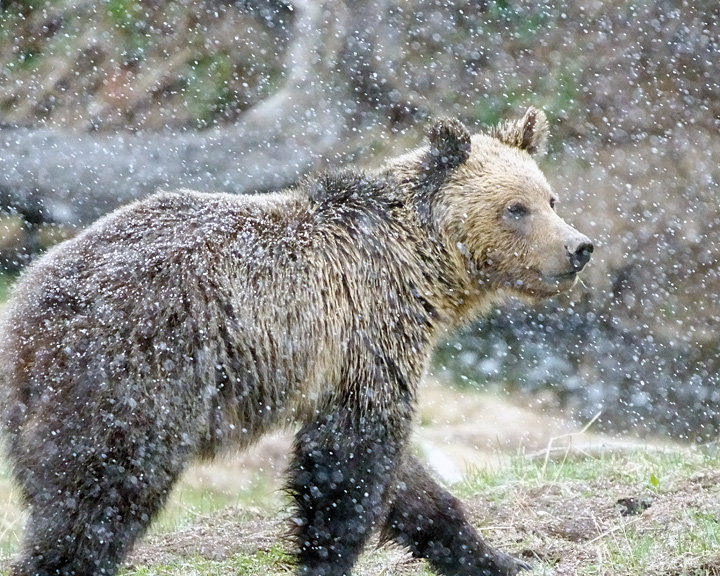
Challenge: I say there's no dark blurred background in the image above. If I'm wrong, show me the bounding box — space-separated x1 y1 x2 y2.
1 0 719 439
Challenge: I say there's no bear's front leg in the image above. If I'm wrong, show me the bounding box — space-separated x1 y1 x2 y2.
382 455 531 576
287 402 411 576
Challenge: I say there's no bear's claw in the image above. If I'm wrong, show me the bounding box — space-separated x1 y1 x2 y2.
492 550 533 575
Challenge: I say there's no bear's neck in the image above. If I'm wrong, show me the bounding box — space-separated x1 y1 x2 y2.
385 173 503 333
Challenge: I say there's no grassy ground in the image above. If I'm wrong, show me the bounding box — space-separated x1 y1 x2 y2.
119 446 720 576
1 385 719 575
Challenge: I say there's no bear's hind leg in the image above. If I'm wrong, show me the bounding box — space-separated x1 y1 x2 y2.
11 446 188 576
381 455 531 576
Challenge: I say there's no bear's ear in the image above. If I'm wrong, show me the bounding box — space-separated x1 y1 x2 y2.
427 118 472 170
490 106 549 156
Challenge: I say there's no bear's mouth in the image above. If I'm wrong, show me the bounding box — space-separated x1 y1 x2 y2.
509 270 578 294
542 270 578 284
523 269 579 294
506 269 580 296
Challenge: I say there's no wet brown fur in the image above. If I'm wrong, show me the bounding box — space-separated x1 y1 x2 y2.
0 108 590 576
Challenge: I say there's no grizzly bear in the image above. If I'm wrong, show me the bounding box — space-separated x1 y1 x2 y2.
0 107 592 576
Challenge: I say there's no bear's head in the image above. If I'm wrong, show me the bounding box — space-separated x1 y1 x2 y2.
426 107 593 302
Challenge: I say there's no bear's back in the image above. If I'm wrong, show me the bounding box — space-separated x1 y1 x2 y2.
0 182 427 449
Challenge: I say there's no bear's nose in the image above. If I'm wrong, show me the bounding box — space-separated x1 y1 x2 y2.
567 237 594 271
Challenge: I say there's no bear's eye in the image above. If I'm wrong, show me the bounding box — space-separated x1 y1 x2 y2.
550 198 557 210
507 203 528 218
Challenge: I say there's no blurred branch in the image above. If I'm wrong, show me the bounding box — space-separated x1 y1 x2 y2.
0 0 423 229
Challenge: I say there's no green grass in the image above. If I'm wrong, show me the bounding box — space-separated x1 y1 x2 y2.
122 544 293 576
185 54 236 127
0 274 17 302
457 445 720 576
579 509 720 575
0 460 22 561
460 443 717 495
152 483 253 534
152 469 282 534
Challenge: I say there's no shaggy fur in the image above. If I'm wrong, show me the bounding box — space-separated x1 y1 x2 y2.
0 107 591 576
